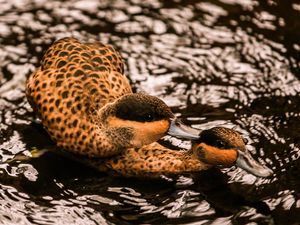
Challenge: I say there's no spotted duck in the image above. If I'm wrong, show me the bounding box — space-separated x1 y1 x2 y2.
26 37 199 158
76 127 273 178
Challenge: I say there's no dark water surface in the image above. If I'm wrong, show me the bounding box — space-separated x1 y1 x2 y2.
1 0 300 224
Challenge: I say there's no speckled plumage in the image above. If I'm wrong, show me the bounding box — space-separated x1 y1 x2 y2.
26 37 174 158
86 127 247 178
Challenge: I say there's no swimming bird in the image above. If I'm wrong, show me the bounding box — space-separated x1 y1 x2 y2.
89 127 273 178
26 37 199 158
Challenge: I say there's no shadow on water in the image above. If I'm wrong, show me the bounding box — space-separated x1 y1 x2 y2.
1 0 300 224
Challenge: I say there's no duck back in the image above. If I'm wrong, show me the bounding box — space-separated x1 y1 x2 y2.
26 38 132 157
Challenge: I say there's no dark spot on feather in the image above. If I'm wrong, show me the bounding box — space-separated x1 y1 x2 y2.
59 51 68 57
57 60 67 68
55 99 60 107
56 74 64 79
56 80 63 87
62 91 69 98
74 69 84 77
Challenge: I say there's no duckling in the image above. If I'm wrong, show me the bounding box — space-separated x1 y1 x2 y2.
26 37 199 158
88 127 272 178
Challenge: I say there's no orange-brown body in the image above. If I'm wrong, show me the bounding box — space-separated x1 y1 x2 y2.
84 142 210 178
26 38 201 159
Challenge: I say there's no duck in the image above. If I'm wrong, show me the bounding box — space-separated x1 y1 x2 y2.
26 37 200 158
73 127 273 178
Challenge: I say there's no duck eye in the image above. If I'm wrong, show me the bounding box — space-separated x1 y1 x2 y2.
144 114 154 122
216 140 225 148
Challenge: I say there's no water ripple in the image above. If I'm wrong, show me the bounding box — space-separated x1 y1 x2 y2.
0 0 300 224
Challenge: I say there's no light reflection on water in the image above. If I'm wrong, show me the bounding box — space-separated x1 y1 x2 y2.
1 0 300 224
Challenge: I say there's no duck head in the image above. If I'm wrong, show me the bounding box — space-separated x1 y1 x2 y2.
192 127 273 177
99 93 200 148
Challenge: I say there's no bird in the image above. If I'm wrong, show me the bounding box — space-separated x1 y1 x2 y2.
26 37 200 158
81 127 273 178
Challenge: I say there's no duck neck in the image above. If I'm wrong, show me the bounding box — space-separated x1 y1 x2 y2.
96 101 116 125
92 101 135 155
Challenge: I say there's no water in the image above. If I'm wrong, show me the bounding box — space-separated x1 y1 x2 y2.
1 0 300 224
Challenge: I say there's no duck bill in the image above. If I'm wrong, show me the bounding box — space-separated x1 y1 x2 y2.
167 118 200 140
236 150 273 177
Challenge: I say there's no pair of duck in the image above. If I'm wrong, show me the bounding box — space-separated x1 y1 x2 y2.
26 38 272 178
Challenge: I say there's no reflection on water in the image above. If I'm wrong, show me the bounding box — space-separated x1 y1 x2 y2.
1 0 300 224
